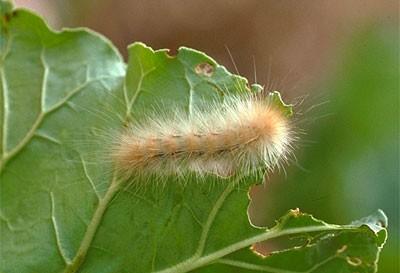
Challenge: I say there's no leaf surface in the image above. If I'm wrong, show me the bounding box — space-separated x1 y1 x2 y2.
0 3 387 273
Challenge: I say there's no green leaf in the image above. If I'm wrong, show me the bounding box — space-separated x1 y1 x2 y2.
0 3 387 273
0 0 12 14
267 91 293 117
192 210 387 273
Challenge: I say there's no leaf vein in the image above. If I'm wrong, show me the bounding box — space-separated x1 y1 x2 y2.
195 183 235 257
0 35 12 166
63 175 123 273
50 192 72 265
40 47 49 111
125 57 156 118
217 258 300 273
0 70 115 172
153 225 345 273
79 154 100 200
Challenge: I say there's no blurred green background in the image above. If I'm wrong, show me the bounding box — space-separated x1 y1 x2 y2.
14 1 399 272
250 25 399 273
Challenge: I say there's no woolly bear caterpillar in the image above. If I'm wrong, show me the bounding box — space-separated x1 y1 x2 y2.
112 91 294 178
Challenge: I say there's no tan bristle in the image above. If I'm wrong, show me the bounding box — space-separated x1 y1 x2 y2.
112 94 293 178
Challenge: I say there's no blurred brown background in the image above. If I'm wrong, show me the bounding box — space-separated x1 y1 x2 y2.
14 1 399 272
15 0 397 97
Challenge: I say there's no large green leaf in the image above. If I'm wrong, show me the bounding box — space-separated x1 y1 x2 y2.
0 3 387 273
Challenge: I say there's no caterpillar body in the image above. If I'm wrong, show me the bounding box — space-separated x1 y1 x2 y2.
112 92 293 178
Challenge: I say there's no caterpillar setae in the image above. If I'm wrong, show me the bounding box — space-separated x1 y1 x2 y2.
112 92 294 179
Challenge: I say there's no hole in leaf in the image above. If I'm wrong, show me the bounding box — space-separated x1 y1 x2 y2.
346 256 362 266
195 62 214 77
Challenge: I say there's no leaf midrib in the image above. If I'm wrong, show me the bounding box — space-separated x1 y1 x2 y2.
153 224 346 273
62 175 122 273
62 53 150 273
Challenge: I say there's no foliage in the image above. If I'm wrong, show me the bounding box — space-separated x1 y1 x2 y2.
0 2 388 273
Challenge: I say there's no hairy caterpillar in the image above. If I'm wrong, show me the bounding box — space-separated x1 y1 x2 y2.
112 92 294 178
